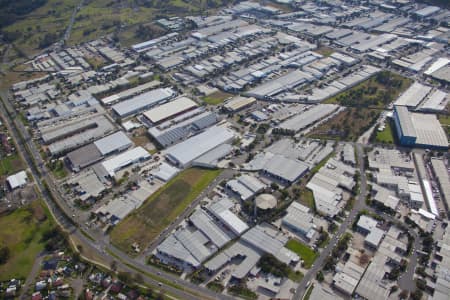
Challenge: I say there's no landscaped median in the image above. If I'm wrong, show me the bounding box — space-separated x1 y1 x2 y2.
110 167 222 254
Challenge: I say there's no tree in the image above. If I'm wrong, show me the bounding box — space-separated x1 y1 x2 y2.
316 271 324 282
410 289 423 300
0 245 10 264
398 290 408 299
359 253 370 265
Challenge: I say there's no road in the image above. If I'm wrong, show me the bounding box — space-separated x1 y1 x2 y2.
293 143 368 299
0 89 232 300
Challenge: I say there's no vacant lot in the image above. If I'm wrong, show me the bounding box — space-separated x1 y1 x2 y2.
324 71 412 109
308 108 381 141
0 153 25 177
111 168 221 253
285 239 318 269
0 200 53 281
202 91 232 105
374 120 395 144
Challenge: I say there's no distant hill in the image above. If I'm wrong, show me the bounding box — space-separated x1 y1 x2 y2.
0 0 48 29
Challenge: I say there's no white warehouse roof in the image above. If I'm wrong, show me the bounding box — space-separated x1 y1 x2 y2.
112 88 175 118
101 147 150 177
165 125 235 167
143 96 198 124
7 170 28 189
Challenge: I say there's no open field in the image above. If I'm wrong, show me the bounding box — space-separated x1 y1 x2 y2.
285 239 318 269
2 0 228 56
2 0 77 56
0 153 25 176
0 200 54 281
307 108 381 141
324 71 412 109
202 91 233 105
110 168 222 253
439 114 450 126
298 190 315 210
374 120 395 144
315 46 334 57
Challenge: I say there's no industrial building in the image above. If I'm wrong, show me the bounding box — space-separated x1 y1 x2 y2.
148 110 219 148
155 198 244 270
393 105 448 149
223 96 256 112
394 82 432 108
307 158 356 217
67 131 133 171
100 147 151 178
226 174 266 201
278 104 339 133
7 170 28 190
111 88 176 118
282 202 316 240
143 96 198 125
165 125 235 168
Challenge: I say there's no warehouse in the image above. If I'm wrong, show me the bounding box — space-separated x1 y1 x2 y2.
418 89 449 112
94 131 133 156
278 104 338 132
241 225 299 265
165 125 235 167
7 170 28 190
66 131 132 171
66 144 103 172
262 154 309 184
394 105 448 149
208 198 249 236
112 88 175 118
394 82 432 108
148 109 219 148
431 158 450 212
192 143 232 169
226 174 266 201
245 70 314 99
223 96 256 112
101 147 151 178
143 96 198 125
47 116 116 156
100 80 161 105
282 202 316 240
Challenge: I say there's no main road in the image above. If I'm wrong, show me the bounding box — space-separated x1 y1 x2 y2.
0 89 232 300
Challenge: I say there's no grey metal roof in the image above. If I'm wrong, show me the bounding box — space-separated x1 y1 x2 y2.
66 143 103 170
112 88 175 117
165 126 234 167
94 131 132 156
190 210 233 248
